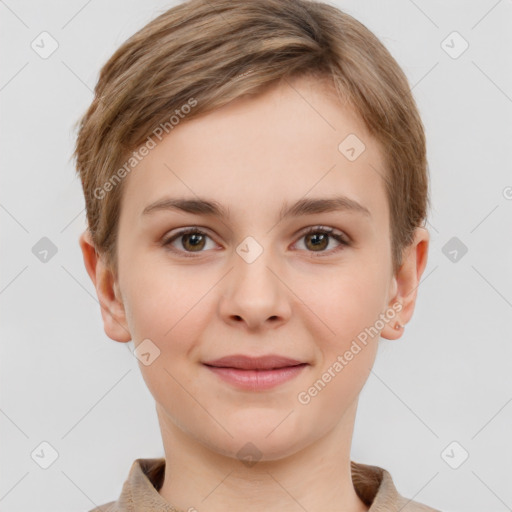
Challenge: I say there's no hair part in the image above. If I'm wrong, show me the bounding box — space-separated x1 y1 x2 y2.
73 0 430 278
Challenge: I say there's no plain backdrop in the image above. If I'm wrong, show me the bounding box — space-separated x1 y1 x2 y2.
1 1 511 511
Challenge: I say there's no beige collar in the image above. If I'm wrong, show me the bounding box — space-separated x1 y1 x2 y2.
92 457 439 512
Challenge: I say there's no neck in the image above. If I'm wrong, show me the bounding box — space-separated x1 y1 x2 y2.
156 400 369 512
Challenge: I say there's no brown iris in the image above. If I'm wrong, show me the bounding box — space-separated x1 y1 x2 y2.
304 232 329 251
181 233 206 252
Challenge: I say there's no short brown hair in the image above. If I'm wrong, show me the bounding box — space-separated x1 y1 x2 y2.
73 0 430 277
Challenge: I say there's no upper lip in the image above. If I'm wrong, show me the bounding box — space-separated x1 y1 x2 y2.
203 354 306 370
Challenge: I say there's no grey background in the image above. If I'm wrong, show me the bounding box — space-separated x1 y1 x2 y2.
1 1 511 511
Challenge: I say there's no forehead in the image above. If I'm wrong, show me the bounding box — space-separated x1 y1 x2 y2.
119 74 389 229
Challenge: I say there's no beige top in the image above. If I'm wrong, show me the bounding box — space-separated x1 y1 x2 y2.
88 457 440 512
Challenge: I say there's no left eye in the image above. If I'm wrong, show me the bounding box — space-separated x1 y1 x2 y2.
293 226 349 256
162 226 349 257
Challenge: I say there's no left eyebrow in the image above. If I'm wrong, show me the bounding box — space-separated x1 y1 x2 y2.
279 196 372 221
141 195 372 221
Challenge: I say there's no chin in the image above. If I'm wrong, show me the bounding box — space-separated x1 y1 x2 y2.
204 419 311 462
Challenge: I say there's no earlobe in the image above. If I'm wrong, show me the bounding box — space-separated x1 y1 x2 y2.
78 230 132 343
380 299 406 340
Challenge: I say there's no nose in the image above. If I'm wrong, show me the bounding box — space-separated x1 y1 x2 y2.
218 242 292 331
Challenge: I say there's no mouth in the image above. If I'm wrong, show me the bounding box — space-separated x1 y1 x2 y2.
202 354 309 391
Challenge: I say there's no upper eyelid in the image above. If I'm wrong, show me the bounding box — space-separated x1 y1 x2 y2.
300 225 349 240
163 225 349 249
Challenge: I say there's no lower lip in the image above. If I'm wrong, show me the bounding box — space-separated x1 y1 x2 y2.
204 364 308 390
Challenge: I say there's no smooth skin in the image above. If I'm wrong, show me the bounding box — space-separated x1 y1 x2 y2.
80 74 429 512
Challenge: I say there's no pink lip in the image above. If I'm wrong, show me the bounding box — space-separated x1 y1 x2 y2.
204 364 308 391
202 354 308 391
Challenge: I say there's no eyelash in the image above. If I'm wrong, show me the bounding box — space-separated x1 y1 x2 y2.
161 226 350 258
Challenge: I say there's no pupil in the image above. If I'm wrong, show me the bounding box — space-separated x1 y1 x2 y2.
185 234 204 250
308 233 327 250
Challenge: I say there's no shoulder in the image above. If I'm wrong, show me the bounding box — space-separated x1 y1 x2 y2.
377 468 441 511
394 497 441 511
350 460 441 511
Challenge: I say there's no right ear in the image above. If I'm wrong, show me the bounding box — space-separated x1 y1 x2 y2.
78 229 132 343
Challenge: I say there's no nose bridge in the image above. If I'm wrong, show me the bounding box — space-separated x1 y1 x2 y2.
232 234 280 297
219 234 291 328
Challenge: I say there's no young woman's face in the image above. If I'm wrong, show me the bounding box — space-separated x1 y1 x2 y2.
114 75 401 460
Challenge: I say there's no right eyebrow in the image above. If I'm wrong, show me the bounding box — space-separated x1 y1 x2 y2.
142 197 230 218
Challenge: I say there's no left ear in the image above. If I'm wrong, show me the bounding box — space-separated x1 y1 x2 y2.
381 227 430 340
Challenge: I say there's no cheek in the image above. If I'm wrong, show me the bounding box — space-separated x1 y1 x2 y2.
122 264 205 342
122 271 211 413
122 268 214 402
298 272 384 418
297 264 388 342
